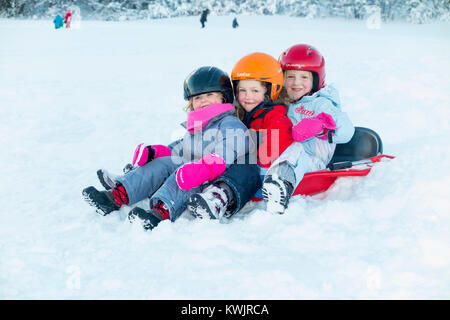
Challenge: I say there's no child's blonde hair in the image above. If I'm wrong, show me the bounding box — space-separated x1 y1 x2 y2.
277 86 291 108
235 104 246 121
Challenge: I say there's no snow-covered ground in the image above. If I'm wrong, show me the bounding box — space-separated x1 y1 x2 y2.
1 15 449 299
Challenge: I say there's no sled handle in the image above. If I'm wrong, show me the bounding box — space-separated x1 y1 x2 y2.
328 161 353 170
328 154 395 171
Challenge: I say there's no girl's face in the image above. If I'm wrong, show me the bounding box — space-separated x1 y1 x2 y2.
237 80 266 112
284 70 313 102
192 92 223 111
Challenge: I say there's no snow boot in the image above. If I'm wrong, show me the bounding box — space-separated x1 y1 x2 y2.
187 183 232 219
82 186 120 216
82 183 129 216
97 165 134 191
128 201 170 230
262 175 294 215
128 207 162 230
96 169 117 190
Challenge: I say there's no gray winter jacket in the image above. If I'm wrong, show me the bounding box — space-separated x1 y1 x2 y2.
168 109 255 166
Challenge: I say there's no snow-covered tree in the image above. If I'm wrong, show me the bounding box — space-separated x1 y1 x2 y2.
0 0 448 23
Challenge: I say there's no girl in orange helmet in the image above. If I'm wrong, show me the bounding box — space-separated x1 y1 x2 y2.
231 52 294 170
187 52 297 218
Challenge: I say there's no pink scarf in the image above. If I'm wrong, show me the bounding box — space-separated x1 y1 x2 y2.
186 103 235 133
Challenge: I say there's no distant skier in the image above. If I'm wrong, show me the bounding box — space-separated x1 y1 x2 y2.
53 15 64 29
232 17 239 28
200 9 210 28
64 9 72 28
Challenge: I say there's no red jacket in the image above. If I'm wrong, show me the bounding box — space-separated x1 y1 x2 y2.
243 102 294 168
65 11 72 24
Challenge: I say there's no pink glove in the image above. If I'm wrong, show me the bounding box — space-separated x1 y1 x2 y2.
132 144 171 167
176 153 226 190
292 112 337 142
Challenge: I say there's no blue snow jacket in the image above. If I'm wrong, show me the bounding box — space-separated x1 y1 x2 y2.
53 15 64 29
269 84 355 188
286 84 354 144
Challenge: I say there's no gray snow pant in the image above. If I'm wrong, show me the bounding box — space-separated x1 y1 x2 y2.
115 156 202 222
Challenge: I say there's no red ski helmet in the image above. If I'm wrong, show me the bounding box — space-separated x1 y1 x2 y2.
279 44 325 92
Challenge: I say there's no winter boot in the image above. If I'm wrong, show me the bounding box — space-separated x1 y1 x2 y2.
128 200 170 231
82 186 120 216
96 169 117 190
97 165 134 190
150 200 171 221
261 175 294 215
187 182 233 219
82 183 129 216
128 207 162 230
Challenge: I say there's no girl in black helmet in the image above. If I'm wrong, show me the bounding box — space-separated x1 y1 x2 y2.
82 66 256 230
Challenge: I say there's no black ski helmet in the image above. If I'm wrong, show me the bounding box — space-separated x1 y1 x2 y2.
183 66 234 103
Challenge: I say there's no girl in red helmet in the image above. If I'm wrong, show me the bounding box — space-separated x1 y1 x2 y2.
186 52 297 218
261 44 355 213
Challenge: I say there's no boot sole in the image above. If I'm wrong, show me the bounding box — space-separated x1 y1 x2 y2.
96 169 115 190
187 194 219 219
262 183 287 215
82 186 119 216
128 208 160 230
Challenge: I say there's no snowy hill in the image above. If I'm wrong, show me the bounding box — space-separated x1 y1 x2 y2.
0 15 449 299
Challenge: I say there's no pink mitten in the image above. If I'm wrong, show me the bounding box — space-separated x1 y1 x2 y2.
292 112 336 142
152 144 172 158
176 153 226 190
315 113 337 140
132 144 171 167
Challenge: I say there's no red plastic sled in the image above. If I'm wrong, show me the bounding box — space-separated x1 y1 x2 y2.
254 127 395 200
294 154 394 196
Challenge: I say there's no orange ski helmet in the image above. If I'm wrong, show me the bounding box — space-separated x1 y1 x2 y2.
279 44 325 92
231 52 283 101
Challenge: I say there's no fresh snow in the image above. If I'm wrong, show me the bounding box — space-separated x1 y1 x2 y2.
0 15 449 299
